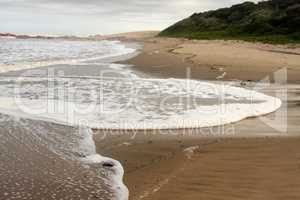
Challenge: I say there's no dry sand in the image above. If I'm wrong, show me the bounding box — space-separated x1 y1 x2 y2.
94 32 300 200
91 31 159 41
119 34 300 84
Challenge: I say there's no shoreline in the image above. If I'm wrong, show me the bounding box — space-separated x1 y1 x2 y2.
117 34 300 84
93 33 300 199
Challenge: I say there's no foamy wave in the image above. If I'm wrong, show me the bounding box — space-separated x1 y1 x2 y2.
0 77 281 130
0 39 135 73
79 127 129 200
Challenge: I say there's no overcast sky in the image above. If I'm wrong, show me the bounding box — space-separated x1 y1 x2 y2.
0 0 260 36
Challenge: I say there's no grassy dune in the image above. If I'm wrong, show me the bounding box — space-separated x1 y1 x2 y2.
159 0 300 44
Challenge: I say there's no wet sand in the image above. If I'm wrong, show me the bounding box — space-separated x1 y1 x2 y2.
95 133 300 200
93 83 300 200
94 32 300 200
0 116 116 200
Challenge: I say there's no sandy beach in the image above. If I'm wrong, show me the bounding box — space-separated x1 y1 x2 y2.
2 0 300 199
118 32 300 83
93 32 300 200
1 32 300 200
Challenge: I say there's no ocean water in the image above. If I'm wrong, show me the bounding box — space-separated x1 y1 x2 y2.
0 38 135 73
0 38 281 199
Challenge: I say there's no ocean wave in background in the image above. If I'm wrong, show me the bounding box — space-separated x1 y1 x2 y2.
0 38 135 73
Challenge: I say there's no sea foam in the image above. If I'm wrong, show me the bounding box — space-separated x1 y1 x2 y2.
0 76 281 130
0 39 135 73
79 127 129 200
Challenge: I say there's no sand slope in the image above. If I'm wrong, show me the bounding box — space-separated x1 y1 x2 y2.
123 36 300 83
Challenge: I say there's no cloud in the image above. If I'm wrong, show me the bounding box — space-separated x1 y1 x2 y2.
0 0 261 35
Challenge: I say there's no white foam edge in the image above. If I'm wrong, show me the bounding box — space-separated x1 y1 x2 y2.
0 90 281 130
78 127 129 200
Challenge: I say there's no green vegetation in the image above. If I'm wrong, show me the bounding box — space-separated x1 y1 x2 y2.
159 0 300 44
